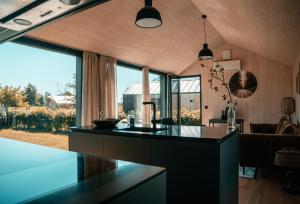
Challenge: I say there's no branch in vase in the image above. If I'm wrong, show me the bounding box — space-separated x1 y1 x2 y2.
207 64 233 103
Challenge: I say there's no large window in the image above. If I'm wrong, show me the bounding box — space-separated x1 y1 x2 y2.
116 63 143 123
0 38 81 150
149 72 162 119
116 63 166 124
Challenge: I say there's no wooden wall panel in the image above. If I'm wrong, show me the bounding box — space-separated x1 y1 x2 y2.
293 53 300 124
191 0 300 67
180 42 292 133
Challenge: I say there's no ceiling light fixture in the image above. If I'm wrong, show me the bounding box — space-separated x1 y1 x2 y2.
135 0 162 28
13 19 32 26
59 0 81 5
198 15 213 60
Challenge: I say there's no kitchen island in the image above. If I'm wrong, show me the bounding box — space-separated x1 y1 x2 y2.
70 124 239 204
0 138 166 204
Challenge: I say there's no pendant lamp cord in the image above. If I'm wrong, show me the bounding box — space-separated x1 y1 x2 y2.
203 16 207 43
145 0 152 6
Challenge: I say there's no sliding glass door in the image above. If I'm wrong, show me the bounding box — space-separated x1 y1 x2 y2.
170 76 180 123
169 76 201 126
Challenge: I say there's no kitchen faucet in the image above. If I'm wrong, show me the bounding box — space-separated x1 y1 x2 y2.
143 101 159 130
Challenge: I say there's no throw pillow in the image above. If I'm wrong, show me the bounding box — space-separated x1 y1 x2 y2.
250 123 277 134
275 116 287 134
278 121 297 135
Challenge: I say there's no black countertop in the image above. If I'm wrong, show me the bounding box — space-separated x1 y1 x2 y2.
70 123 238 143
0 138 165 204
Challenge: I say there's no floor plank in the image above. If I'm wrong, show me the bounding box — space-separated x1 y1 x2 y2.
239 168 300 204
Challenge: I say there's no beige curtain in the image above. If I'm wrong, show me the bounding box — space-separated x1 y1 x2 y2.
143 67 151 125
99 55 107 117
82 52 117 126
82 52 101 126
106 57 117 118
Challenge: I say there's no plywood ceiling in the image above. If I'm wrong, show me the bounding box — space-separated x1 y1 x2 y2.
29 0 224 74
192 0 300 67
29 0 300 73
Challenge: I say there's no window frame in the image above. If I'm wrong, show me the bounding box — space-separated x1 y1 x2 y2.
168 74 202 125
148 70 167 119
12 36 83 125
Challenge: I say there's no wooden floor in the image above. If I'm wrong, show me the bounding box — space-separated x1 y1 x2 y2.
0 130 299 203
239 168 300 204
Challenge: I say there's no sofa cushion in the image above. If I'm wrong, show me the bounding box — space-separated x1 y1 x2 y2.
250 123 277 134
291 124 300 135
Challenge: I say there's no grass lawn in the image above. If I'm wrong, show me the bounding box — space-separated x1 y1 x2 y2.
0 129 68 150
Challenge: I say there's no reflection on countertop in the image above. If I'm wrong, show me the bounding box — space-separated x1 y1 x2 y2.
0 138 165 203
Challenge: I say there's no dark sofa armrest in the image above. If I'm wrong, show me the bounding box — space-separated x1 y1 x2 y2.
240 133 272 167
250 123 278 134
240 133 300 168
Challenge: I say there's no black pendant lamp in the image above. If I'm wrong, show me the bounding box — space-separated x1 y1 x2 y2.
135 0 162 28
198 15 213 60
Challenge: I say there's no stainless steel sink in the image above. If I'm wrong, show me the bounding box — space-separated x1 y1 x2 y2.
120 127 167 133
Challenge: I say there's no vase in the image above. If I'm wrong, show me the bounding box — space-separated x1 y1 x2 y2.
227 102 236 128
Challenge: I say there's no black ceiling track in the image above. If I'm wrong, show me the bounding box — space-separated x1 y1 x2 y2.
0 0 48 23
0 0 111 44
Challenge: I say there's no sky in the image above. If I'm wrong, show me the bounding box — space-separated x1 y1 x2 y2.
0 42 76 96
0 42 158 102
116 65 142 103
116 65 159 103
